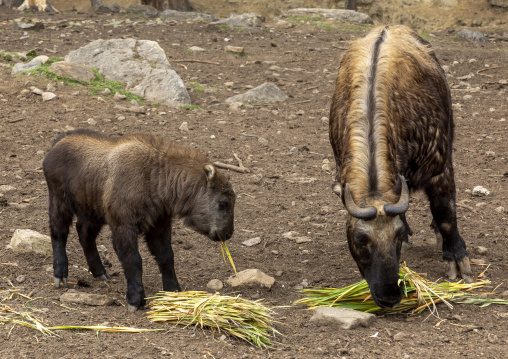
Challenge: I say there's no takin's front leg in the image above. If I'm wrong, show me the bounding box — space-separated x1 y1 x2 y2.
111 225 146 312
425 170 473 283
145 218 181 292
76 218 110 281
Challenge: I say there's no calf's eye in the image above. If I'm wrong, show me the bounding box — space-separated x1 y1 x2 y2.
219 202 228 210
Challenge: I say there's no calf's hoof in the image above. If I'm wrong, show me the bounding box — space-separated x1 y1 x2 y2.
445 257 473 283
97 273 111 281
54 276 68 288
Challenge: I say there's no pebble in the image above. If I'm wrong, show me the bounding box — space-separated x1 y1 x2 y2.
0 185 17 193
188 46 205 52
310 307 375 330
472 186 490 196
42 92 57 101
179 121 189 132
485 151 495 158
117 116 126 121
462 94 473 101
242 237 262 247
206 279 223 291
87 118 97 126
258 137 269 145
225 45 244 54
495 206 505 213
31 87 43 95
101 88 111 95
46 83 57 92
474 246 488 255
16 275 26 283
114 92 127 100
394 332 409 341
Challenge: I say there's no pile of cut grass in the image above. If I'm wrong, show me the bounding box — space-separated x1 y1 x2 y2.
147 291 279 348
295 264 490 315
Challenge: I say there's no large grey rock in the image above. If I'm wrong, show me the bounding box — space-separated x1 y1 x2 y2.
211 13 264 28
65 39 190 106
127 5 159 18
226 269 275 289
49 61 95 83
60 290 114 306
11 55 49 75
9 229 52 256
283 8 373 24
159 10 217 22
456 29 488 43
226 82 287 103
309 307 376 330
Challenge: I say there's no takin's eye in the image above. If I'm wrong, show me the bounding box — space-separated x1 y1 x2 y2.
218 201 228 210
354 232 369 246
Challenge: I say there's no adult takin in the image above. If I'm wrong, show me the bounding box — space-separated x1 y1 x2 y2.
329 25 472 308
43 130 236 311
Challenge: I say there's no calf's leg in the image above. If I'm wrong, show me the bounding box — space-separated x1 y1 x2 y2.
49 192 73 288
76 218 109 280
111 225 145 312
145 218 181 292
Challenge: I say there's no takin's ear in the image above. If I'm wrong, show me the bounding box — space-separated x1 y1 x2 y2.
203 164 216 182
332 182 342 198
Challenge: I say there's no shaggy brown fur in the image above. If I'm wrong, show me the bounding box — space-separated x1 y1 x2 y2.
329 25 472 308
43 129 236 311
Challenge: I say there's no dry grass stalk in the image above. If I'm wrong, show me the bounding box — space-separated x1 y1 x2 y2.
146 291 279 348
220 241 238 277
296 264 490 316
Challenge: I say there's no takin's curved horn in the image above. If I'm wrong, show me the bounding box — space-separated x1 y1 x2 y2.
384 174 410 216
344 183 377 220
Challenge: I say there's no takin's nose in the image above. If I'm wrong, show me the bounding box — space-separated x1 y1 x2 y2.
371 284 403 308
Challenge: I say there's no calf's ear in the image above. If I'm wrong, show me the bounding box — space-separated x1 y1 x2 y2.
204 164 216 182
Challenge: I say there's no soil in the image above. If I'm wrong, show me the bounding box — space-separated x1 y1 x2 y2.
1 8 508 359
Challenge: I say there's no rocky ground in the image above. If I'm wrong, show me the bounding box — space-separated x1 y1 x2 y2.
0 7 507 359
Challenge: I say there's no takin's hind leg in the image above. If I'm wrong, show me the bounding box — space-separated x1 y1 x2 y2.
76 218 110 281
49 194 73 288
425 170 473 283
145 218 181 292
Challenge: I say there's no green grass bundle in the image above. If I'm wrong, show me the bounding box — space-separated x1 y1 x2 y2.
295 264 490 315
146 291 279 348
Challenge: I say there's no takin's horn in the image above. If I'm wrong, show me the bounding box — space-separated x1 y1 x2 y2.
384 174 410 216
344 183 377 220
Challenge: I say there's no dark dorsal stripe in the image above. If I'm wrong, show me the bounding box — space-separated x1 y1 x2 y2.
366 27 387 193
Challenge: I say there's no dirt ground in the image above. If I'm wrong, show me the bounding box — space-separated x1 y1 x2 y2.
0 7 507 359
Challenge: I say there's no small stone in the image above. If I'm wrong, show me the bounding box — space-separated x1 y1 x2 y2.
226 269 275 289
206 279 223 291
228 102 242 112
225 45 245 54
258 137 269 145
31 87 43 95
179 121 189 132
9 229 52 256
309 307 375 330
475 246 488 255
295 237 312 244
224 82 234 87
42 92 57 101
495 206 505 214
101 88 111 96
16 275 26 283
463 94 473 101
87 118 97 126
485 151 495 158
117 116 126 121
188 46 206 52
393 332 408 341
472 186 490 196
0 185 17 193
60 290 114 306
275 270 283 277
114 92 127 100
242 237 262 247
46 83 57 92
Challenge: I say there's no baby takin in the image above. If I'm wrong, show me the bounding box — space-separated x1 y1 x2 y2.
43 130 236 311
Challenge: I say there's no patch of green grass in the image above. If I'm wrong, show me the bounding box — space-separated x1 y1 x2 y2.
316 23 334 31
419 32 431 39
18 57 85 87
496 48 506 52
88 69 143 103
189 81 206 92
150 60 156 69
182 104 201 111
218 25 230 31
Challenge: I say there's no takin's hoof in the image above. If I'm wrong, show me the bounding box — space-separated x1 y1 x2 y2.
445 258 473 283
127 303 145 312
97 273 111 281
54 276 68 288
